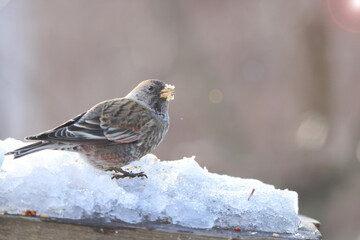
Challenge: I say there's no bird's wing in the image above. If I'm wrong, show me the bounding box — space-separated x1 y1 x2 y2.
99 98 152 143
26 98 152 144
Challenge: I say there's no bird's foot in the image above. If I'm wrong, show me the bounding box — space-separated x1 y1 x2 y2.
107 167 148 179
112 171 148 179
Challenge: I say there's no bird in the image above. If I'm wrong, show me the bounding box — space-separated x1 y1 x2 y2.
5 79 175 179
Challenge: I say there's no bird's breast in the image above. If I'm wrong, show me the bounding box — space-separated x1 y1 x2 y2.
139 117 169 151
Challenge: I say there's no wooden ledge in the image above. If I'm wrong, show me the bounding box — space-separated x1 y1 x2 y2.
0 214 321 240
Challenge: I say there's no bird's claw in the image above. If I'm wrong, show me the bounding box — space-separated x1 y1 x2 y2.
111 170 148 179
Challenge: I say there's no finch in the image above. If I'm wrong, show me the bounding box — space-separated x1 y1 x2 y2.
5 79 175 179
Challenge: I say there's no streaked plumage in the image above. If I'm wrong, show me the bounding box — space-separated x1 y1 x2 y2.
5 79 175 179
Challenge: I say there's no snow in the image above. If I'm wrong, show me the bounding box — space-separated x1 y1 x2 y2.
0 138 301 234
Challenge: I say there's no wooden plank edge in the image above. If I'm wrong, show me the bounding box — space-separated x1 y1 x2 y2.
0 214 322 240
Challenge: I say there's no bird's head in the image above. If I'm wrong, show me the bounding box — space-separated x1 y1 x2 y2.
126 79 175 114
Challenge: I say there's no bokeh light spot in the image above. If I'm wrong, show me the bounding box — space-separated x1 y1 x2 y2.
296 111 328 149
351 0 360 10
208 89 223 104
327 0 360 33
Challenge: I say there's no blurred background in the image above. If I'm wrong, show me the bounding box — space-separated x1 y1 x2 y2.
1 0 360 239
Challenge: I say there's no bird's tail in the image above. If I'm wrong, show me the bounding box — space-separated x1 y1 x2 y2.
5 141 54 159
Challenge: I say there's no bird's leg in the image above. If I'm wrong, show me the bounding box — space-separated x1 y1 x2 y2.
113 168 148 179
106 167 147 179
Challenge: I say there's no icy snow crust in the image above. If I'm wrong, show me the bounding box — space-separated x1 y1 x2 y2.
0 138 301 233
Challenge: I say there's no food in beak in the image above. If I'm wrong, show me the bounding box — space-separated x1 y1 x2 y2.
160 84 175 101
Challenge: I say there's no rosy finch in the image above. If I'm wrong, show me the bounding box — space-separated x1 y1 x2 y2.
5 79 175 179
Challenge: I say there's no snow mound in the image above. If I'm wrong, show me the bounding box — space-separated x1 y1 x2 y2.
0 138 301 233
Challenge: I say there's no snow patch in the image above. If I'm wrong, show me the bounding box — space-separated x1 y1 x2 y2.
0 138 301 233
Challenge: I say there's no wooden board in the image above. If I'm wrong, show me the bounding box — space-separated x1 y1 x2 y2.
0 214 321 240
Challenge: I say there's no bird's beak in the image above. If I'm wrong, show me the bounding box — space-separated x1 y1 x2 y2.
160 84 175 101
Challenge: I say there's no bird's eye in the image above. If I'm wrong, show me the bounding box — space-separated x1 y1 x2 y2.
148 85 154 91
